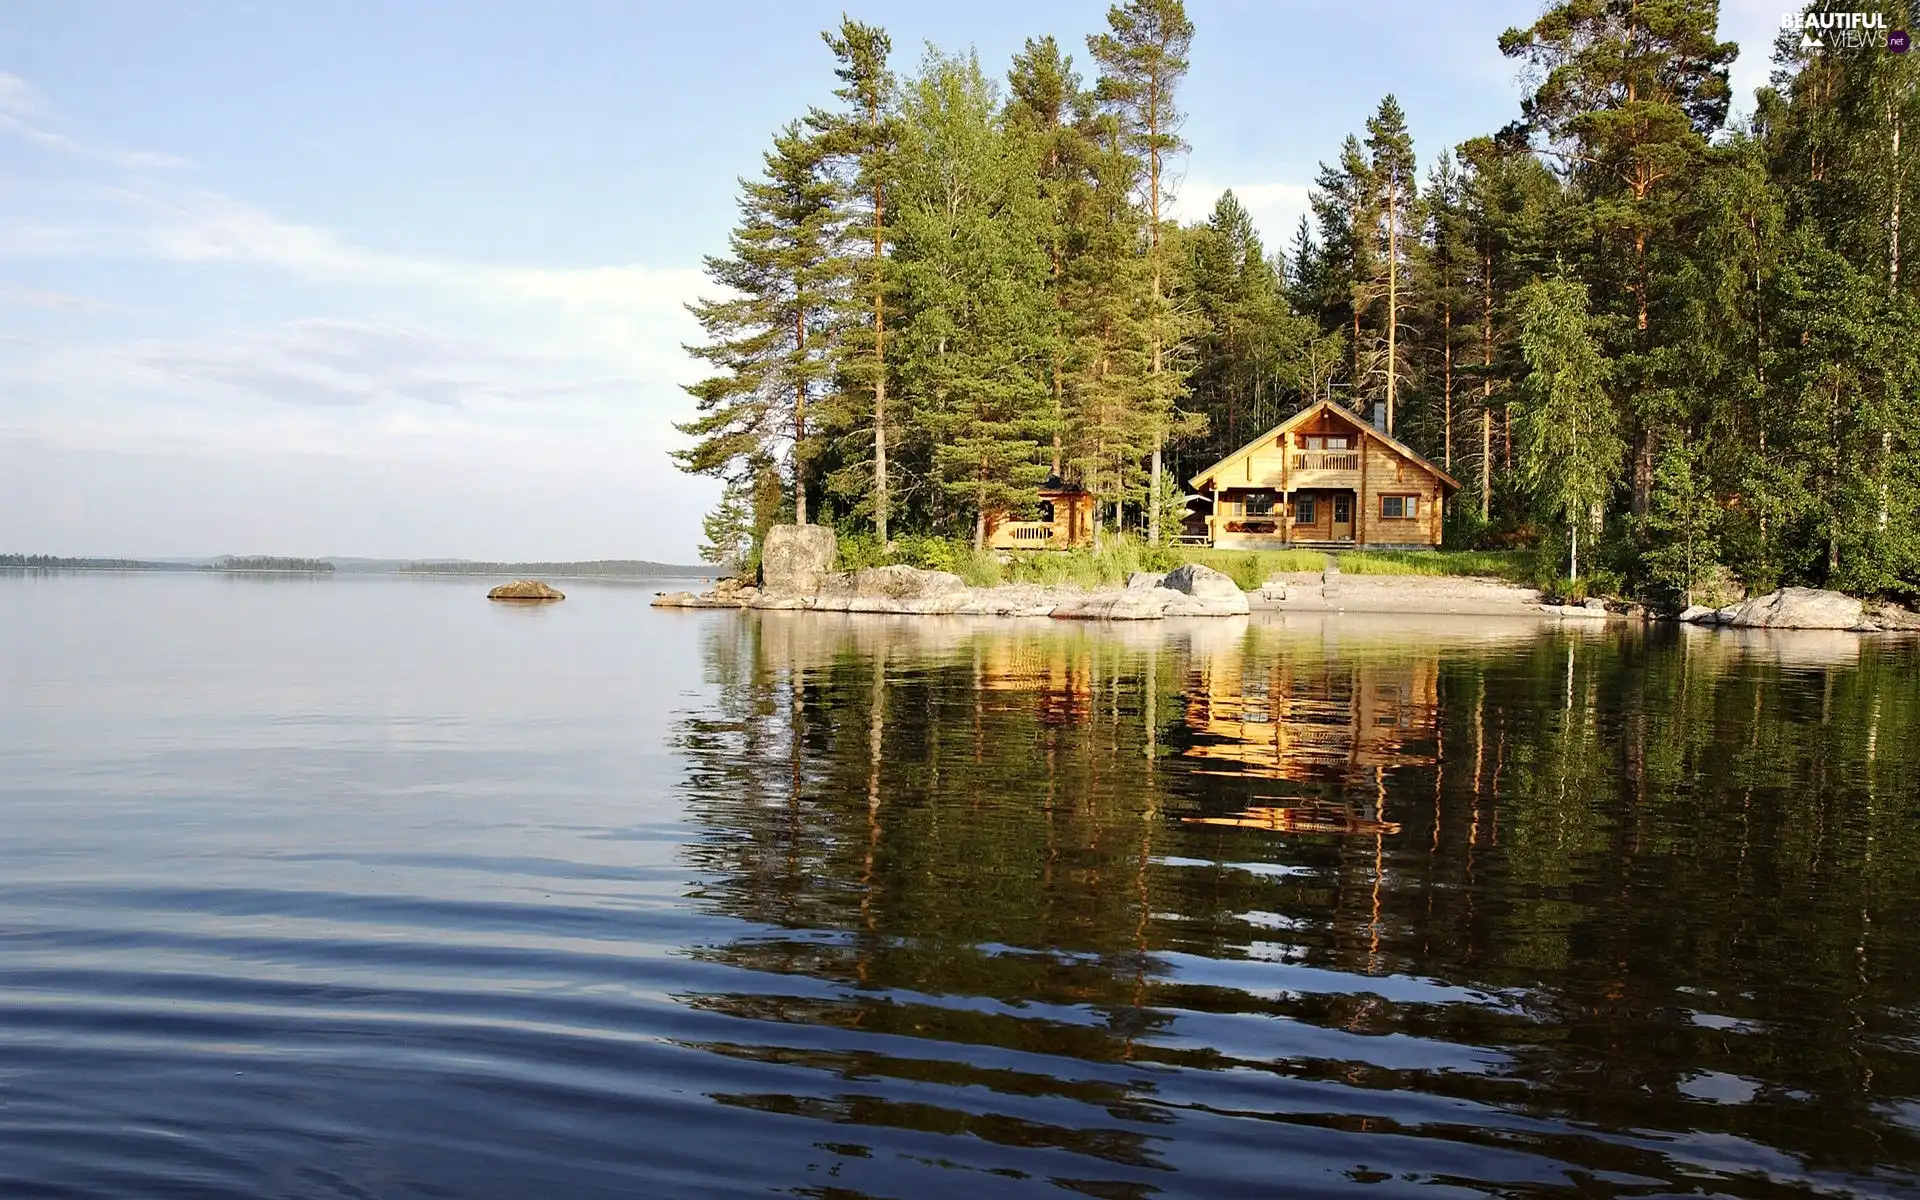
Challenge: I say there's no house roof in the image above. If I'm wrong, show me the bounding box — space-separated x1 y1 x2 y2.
1187 400 1463 494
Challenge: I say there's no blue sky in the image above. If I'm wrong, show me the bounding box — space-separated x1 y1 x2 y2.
1 0 1782 561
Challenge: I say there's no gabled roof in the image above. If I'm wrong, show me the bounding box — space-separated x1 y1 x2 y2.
1187 399 1463 493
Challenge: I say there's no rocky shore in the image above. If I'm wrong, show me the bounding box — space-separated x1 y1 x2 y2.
650 526 1916 629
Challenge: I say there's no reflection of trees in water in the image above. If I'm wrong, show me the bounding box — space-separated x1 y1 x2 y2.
671 614 1920 1192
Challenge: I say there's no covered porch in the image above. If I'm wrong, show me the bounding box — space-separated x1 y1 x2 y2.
1205 486 1358 551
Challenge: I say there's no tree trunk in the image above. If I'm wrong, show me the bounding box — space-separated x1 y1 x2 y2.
873 171 889 545
794 308 808 525
1386 176 1398 435
1144 75 1165 547
1442 299 1453 469
1569 518 1579 582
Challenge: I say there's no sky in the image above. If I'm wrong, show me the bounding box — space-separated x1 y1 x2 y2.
0 0 1787 562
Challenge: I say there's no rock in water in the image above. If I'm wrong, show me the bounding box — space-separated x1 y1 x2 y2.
1157 563 1250 615
488 580 565 601
1724 587 1863 630
760 524 837 595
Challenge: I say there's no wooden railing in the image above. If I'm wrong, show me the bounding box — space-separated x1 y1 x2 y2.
1003 523 1056 544
1293 451 1359 471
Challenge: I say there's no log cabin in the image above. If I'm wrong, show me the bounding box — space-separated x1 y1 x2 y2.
983 476 1096 552
1187 400 1462 550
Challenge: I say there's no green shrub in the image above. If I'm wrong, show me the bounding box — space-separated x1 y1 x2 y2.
1337 549 1530 581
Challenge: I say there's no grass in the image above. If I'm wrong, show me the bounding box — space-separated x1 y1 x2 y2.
1336 549 1530 582
838 531 1332 591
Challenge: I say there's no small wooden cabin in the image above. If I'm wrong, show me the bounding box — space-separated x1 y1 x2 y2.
1187 400 1461 550
984 476 1095 551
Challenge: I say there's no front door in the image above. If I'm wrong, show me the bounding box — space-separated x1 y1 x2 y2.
1332 492 1353 541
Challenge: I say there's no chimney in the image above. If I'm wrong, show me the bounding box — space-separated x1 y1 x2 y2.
1371 402 1387 432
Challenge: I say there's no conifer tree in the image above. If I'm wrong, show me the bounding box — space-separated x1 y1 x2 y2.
1088 0 1195 544
1356 95 1421 436
1514 275 1623 581
892 51 1058 548
1006 36 1093 477
1499 0 1737 515
678 124 839 526
812 19 899 543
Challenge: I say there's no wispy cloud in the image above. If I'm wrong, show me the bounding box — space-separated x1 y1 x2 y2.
0 283 123 312
133 318 639 411
0 71 189 169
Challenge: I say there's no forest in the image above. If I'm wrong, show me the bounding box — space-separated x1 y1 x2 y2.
675 0 1920 605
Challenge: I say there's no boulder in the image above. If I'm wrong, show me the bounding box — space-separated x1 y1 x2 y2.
817 565 968 601
955 586 1060 618
760 524 837 595
1539 603 1607 618
1125 571 1166 590
1724 587 1864 630
1051 588 1174 621
651 590 741 609
1158 563 1250 615
488 579 565 601
1677 604 1718 624
1867 601 1920 631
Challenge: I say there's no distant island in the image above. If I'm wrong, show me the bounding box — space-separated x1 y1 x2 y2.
3 554 707 579
393 559 707 579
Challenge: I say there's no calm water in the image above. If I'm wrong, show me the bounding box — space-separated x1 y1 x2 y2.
3 573 1919 1199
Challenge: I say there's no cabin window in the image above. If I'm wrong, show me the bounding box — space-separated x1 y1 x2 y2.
1294 496 1316 524
1333 494 1351 523
1380 495 1419 519
1243 490 1277 516
1303 434 1352 450
1038 500 1056 523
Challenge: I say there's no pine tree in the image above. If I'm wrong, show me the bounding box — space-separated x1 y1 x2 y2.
677 123 839 526
1422 151 1472 472
1642 434 1720 607
1007 35 1093 478
1088 0 1195 545
811 19 899 542
1356 95 1421 436
1499 0 1737 516
892 51 1058 548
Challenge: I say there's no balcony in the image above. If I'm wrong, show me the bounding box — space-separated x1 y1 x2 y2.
1293 451 1359 471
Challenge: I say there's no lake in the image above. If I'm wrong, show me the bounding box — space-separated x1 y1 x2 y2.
3 571 1918 1198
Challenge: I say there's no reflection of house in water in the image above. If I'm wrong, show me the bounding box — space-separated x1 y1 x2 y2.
1176 649 1439 834
972 636 1095 727
1182 654 1438 783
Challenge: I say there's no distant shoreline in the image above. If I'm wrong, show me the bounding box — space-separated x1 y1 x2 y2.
2 555 709 579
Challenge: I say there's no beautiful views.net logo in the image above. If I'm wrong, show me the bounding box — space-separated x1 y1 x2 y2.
1782 11 1910 52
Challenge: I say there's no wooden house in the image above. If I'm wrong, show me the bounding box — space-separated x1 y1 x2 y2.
983 476 1096 552
1186 400 1462 550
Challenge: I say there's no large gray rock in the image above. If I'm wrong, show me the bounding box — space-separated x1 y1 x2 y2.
1051 588 1174 620
817 565 968 600
1125 571 1166 590
1157 563 1250 615
954 585 1060 617
760 524 837 595
1724 587 1864 630
488 579 565 601
811 565 970 614
1677 604 1718 624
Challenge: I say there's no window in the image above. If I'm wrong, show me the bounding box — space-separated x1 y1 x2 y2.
1038 500 1056 523
1380 495 1419 519
1294 496 1316 524
1243 490 1276 516
1333 494 1351 523
1302 434 1352 451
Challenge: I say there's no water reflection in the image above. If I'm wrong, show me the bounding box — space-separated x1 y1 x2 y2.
670 612 1920 1196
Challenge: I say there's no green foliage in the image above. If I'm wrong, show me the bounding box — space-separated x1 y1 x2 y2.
1337 549 1530 581
671 4 1920 602
1513 275 1623 581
